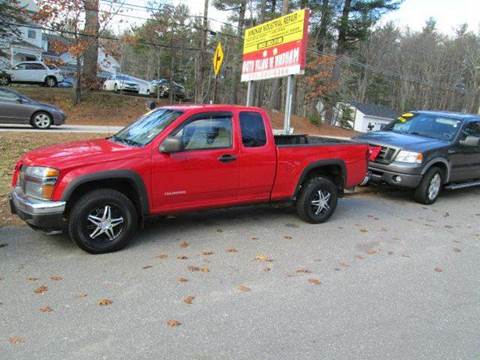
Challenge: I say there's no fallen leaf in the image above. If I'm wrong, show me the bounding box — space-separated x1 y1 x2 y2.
387 251 394 255
308 278 321 285
434 267 443 273
156 253 168 259
285 223 299 228
201 251 214 256
187 266 200 272
34 285 48 294
226 248 238 253
98 298 113 306
200 267 209 273
453 248 461 253
401 254 410 258
251 237 258 240
50 276 63 281
166 320 181 327
296 268 311 273
334 268 341 271
179 241 189 248
263 267 271 272
238 285 251 292
284 235 293 240
339 262 350 268
77 293 88 298
27 277 39 281
255 255 273 262
177 277 188 283
9 336 25 344
0 243 8 248
360 229 368 233
183 296 195 304
216 229 223 233
177 256 188 260
39 306 53 313
355 255 365 260
366 249 377 255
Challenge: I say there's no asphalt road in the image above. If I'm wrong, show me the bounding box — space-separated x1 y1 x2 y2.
0 124 123 133
1 187 480 360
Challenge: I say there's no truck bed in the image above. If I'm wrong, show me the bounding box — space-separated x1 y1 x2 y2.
274 134 352 146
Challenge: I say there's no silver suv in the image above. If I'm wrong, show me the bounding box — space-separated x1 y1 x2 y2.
1 61 64 87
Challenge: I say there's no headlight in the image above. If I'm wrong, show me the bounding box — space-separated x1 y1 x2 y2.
21 166 59 200
395 151 423 164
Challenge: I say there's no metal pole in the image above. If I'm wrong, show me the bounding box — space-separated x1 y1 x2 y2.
213 74 218 103
246 80 254 106
284 75 294 134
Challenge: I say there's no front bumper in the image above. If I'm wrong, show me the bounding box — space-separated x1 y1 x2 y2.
9 187 66 231
368 161 423 188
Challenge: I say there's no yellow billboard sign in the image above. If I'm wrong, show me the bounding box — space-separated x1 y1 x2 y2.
243 9 307 55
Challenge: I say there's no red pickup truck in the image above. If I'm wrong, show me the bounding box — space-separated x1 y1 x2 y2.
10 105 368 253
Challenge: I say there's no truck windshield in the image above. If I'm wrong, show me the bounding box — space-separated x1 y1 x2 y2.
384 113 463 141
112 109 182 146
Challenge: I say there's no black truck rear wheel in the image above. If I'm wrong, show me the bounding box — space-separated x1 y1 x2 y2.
296 177 338 224
68 189 138 254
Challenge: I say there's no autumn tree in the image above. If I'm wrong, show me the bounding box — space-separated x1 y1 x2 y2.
0 0 26 60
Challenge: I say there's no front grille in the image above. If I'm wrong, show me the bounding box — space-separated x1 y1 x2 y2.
371 145 398 164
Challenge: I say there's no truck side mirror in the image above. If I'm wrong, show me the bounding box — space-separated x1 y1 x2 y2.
160 137 183 153
460 135 480 147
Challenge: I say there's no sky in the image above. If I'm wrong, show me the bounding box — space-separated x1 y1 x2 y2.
106 0 480 36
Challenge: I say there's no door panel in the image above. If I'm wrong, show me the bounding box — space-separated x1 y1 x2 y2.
449 121 480 182
151 113 239 212
0 90 30 123
237 111 276 202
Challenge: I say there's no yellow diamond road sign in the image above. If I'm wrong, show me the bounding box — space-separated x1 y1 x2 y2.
213 42 224 76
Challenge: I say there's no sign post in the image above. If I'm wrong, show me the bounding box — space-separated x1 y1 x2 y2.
212 42 224 103
240 9 309 133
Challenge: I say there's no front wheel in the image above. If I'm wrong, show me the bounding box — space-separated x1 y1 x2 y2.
31 112 53 129
68 189 138 254
0 75 10 86
414 167 443 205
296 177 338 224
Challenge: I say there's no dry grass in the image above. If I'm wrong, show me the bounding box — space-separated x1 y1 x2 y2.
0 133 103 227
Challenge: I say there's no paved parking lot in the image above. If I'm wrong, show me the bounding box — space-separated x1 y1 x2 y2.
1 187 480 359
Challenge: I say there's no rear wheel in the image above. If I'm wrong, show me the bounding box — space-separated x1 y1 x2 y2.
0 75 10 86
68 189 138 254
114 84 118 92
414 167 443 204
31 111 53 129
296 177 338 224
45 76 57 87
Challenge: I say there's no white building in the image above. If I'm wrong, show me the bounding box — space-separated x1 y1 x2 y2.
336 101 397 133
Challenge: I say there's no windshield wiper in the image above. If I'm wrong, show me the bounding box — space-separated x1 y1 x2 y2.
111 135 142 147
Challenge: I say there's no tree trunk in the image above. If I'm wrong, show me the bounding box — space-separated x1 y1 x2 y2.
317 0 330 52
74 56 82 105
83 0 99 90
195 0 209 103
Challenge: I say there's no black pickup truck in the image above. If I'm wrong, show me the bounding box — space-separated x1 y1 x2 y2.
355 110 480 204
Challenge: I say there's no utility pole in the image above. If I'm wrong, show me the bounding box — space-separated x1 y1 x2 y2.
195 0 209 103
270 0 289 110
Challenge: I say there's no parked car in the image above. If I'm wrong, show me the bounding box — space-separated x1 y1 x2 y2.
151 79 186 99
103 74 155 95
0 61 64 87
9 105 368 253
0 87 65 129
355 110 480 204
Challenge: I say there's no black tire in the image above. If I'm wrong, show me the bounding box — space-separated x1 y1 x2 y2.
414 167 443 205
68 189 138 254
45 76 57 87
114 84 118 92
296 177 338 224
31 111 53 129
0 75 10 86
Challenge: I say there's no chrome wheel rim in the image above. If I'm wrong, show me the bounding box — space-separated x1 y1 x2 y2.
34 114 51 128
86 205 124 242
47 78 55 87
311 190 331 215
428 173 441 200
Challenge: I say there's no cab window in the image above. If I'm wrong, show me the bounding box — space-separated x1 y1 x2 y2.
173 114 233 151
239 111 267 147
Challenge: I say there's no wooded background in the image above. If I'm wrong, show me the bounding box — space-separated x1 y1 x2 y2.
4 0 480 123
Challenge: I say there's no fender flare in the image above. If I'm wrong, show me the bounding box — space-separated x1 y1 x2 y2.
421 158 451 183
294 159 347 198
61 170 149 215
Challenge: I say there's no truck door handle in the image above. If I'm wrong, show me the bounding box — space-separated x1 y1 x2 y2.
448 149 456 154
218 154 237 163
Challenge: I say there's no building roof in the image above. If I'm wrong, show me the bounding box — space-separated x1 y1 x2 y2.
348 101 397 119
